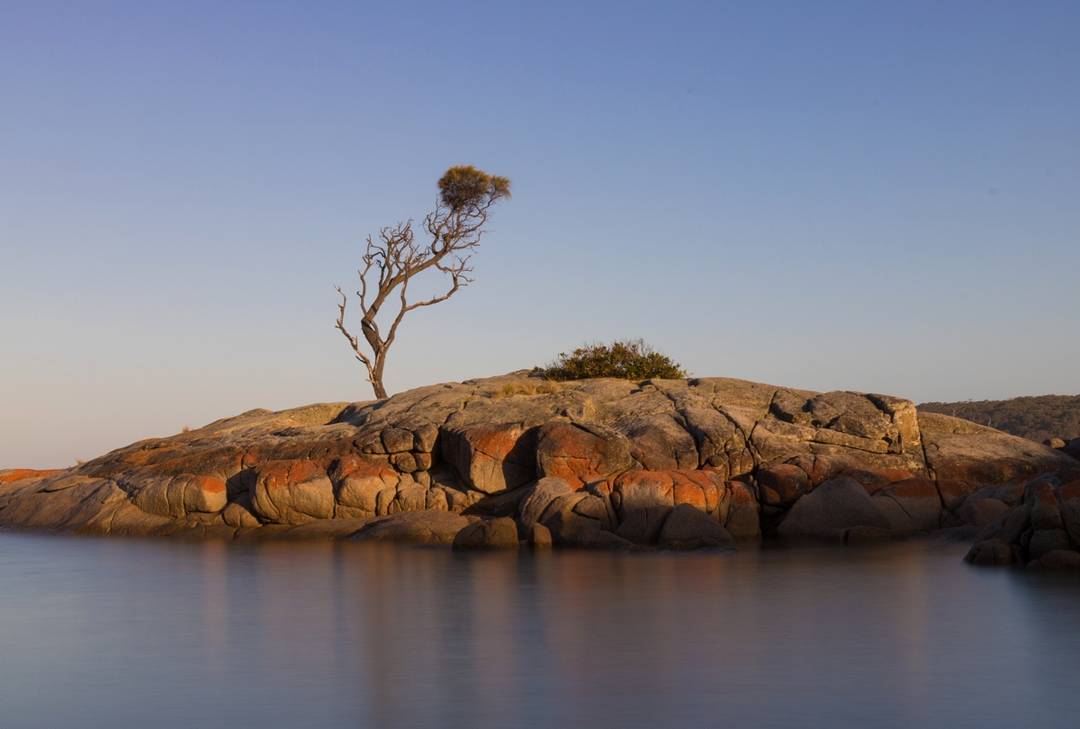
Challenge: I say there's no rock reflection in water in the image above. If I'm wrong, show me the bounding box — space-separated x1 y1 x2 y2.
1 534 1079 729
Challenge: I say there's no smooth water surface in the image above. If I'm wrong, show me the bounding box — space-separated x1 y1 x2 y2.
1 532 1078 729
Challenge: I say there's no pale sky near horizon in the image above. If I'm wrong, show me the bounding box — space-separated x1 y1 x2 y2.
2 1 1079 468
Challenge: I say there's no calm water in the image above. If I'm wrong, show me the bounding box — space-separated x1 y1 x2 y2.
1 532 1078 729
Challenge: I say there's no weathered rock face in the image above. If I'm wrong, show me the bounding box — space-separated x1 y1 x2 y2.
658 504 735 550
2 374 1078 563
535 421 634 486
966 478 1080 569
777 477 890 540
919 412 1075 485
440 423 536 494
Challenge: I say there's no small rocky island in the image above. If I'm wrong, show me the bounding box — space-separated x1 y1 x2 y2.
3 373 1079 568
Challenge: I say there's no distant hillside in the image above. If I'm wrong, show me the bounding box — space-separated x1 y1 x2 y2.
919 394 1080 443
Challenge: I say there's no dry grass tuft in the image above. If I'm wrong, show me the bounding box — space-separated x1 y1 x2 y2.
491 380 562 398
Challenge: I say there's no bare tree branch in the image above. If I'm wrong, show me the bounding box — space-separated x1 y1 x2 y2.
334 166 509 399
335 287 378 389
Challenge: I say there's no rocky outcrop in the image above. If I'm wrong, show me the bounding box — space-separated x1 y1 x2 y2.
1042 436 1080 462
965 477 1080 569
1065 438 1080 461
3 374 1078 564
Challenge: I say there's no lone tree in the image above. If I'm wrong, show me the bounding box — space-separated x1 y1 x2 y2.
335 165 511 398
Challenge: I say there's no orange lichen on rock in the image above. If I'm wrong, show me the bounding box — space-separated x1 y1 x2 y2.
195 475 226 494
0 469 64 485
535 421 633 486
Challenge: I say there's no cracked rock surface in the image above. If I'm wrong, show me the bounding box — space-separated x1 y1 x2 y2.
2 373 1078 564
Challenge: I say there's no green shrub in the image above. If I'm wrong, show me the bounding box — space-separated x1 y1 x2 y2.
538 339 687 381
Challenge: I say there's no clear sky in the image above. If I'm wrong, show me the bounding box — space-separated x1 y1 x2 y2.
2 1 1078 468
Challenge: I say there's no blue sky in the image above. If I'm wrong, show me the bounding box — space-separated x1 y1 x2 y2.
2 1 1079 467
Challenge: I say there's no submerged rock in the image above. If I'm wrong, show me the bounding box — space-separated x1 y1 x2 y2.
354 510 472 545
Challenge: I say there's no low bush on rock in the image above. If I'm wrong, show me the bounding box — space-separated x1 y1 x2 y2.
537 339 687 381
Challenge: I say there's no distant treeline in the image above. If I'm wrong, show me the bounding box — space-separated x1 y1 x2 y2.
919 394 1080 443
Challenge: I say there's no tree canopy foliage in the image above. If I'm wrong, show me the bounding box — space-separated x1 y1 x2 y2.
438 165 511 211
